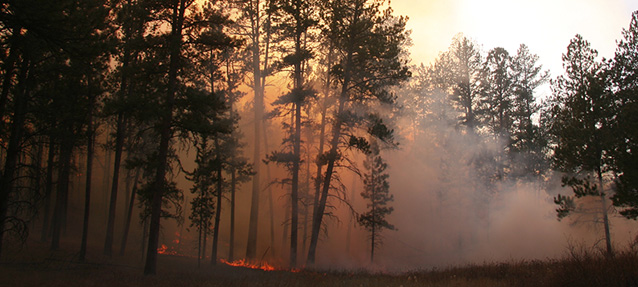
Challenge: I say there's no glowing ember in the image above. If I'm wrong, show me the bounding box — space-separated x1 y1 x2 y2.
157 244 178 256
220 259 277 271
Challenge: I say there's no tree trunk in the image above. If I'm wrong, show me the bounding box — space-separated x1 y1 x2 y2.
229 169 236 262
41 138 56 242
197 219 202 267
31 140 44 232
119 168 140 255
302 130 312 258
281 197 290 256
345 171 356 255
312 47 332 232
80 90 96 261
307 45 352 264
597 170 613 257
290 102 301 267
104 112 126 256
306 117 341 264
51 136 74 250
289 14 305 266
202 229 207 263
144 0 185 275
102 129 112 221
105 22 131 254
262 122 276 258
370 171 376 263
211 139 223 265
0 58 29 258
246 0 263 260
371 220 375 263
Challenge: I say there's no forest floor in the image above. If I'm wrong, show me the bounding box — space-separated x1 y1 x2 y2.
1 240 638 287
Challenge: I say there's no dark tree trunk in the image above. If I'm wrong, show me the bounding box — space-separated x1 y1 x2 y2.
229 169 236 262
312 47 332 231
119 168 140 255
141 217 148 257
80 90 96 261
308 42 352 264
144 0 186 275
197 219 202 267
40 138 56 242
0 58 29 258
290 102 301 267
106 4 133 253
289 16 304 266
202 230 207 264
104 112 126 256
211 139 223 265
51 136 74 251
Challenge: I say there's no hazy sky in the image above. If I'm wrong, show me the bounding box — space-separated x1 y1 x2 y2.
392 0 638 78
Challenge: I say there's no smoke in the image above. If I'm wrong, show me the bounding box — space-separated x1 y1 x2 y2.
338 90 638 272
174 83 638 272
45 79 638 274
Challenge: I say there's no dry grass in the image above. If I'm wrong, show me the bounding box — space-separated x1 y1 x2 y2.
1 240 638 287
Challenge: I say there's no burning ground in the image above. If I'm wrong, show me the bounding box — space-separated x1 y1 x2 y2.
1 240 638 287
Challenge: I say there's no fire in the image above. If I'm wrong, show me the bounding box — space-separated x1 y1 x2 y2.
220 259 277 271
157 244 178 256
157 231 194 257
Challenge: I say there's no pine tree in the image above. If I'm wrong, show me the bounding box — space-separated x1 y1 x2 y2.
548 34 614 256
267 0 318 267
307 0 410 265
140 0 235 274
477 47 513 137
509 44 550 179
448 34 483 132
358 140 395 263
611 11 638 220
232 0 278 260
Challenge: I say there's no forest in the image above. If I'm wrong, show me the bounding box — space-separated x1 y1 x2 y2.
1 0 638 282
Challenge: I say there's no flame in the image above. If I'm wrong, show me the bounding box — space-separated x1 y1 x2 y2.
157 244 178 256
220 259 278 271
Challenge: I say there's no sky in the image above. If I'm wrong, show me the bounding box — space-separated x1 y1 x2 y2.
391 0 638 79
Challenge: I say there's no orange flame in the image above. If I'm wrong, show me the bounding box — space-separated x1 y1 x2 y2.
157 244 178 256
220 259 277 271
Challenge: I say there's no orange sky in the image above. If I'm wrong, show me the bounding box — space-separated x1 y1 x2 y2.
391 0 638 78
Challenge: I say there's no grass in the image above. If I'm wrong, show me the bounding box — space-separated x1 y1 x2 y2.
1 240 638 287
